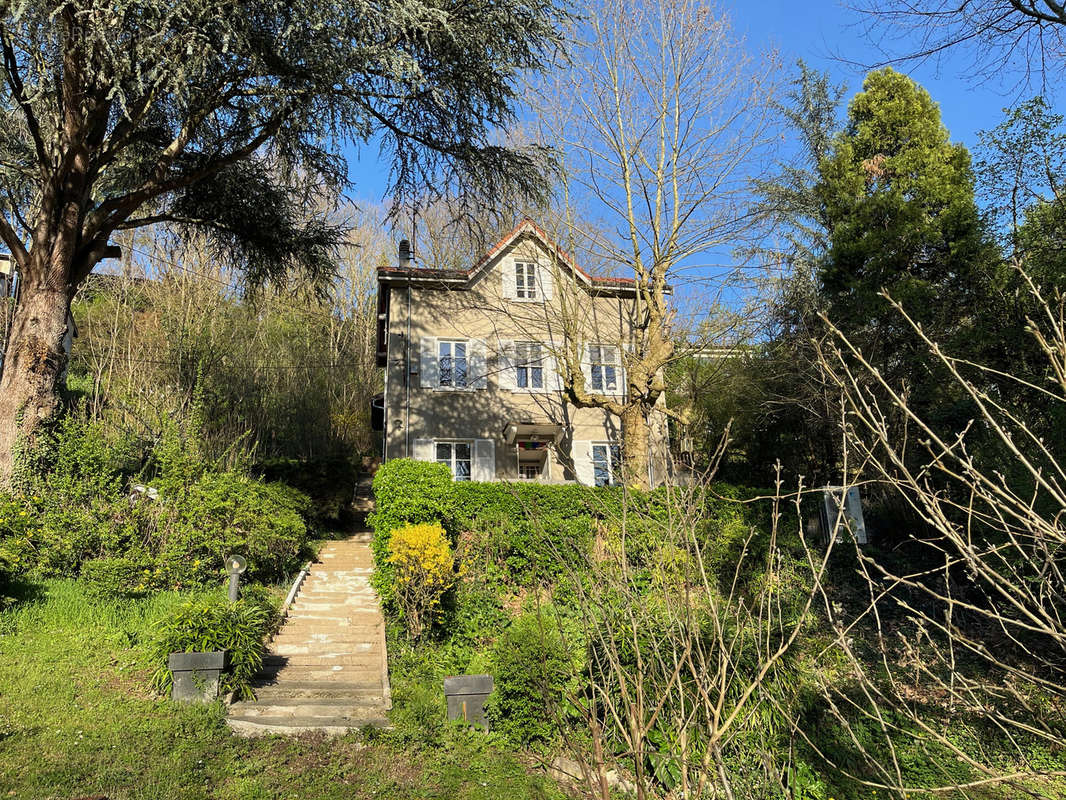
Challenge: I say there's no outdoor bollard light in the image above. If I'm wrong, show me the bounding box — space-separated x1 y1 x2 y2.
226 554 247 602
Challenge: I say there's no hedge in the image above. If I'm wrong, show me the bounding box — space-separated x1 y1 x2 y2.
368 459 765 597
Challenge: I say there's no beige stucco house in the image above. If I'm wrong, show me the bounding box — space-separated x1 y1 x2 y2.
375 219 671 486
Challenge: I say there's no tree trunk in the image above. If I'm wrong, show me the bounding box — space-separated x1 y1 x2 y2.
620 403 651 489
0 282 73 485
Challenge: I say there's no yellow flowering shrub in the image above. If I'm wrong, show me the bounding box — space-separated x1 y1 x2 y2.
387 522 455 638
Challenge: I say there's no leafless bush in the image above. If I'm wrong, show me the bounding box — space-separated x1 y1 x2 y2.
808 266 1066 795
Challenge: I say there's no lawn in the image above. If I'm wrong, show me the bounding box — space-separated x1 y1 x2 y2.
0 580 564 800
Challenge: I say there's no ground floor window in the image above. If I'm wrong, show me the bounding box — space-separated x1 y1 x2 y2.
519 463 542 480
436 441 472 481
591 443 620 487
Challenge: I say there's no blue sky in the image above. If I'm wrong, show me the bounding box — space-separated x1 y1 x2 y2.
344 0 1056 211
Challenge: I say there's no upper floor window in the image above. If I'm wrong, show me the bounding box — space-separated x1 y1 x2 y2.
592 443 621 487
515 262 537 299
439 340 468 388
515 342 544 389
589 344 619 393
436 441 472 481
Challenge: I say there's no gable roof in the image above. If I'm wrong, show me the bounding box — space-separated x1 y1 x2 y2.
378 218 637 293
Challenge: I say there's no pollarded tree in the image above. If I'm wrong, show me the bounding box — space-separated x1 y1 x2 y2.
0 0 565 484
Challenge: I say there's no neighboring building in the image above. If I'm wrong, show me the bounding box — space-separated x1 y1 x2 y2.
375 219 671 486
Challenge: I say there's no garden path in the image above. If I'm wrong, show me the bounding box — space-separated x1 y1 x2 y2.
227 482 391 735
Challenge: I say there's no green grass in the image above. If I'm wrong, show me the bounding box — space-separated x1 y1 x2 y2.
0 580 564 800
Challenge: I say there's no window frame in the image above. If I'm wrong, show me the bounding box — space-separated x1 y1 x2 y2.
514 261 538 301
589 344 620 393
591 442 621 487
514 340 546 391
435 440 473 481
437 338 469 390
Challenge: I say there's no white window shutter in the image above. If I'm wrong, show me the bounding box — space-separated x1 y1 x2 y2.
413 439 434 462
473 439 495 481
497 339 516 391
538 264 554 300
580 344 593 390
420 338 438 388
572 440 595 486
546 351 562 391
470 339 487 389
502 262 516 300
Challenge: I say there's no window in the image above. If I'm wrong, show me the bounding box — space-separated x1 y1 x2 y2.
436 441 472 481
519 463 541 480
515 262 537 299
515 342 544 389
589 345 619 393
438 340 468 388
591 443 620 487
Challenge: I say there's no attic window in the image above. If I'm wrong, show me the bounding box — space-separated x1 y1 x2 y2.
515 262 537 299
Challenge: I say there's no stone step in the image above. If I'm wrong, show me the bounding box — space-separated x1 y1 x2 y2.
227 715 390 737
257 666 383 682
252 679 383 699
272 633 381 646
263 654 380 667
273 634 376 644
230 698 388 718
269 642 379 656
228 534 389 736
285 613 382 623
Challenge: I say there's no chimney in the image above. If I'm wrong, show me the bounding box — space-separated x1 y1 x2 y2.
398 239 412 269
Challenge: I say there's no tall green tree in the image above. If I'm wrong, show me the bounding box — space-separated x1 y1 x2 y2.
0 0 564 485
816 68 1002 414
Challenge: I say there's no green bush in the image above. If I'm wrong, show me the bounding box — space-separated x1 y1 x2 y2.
81 556 160 599
156 471 310 586
150 592 277 699
487 610 582 747
369 459 456 599
3 411 312 589
368 460 763 585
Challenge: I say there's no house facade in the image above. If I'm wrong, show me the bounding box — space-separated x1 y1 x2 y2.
375 219 671 486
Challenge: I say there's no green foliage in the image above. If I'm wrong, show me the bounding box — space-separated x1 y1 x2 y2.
1 412 311 590
370 459 457 602
817 68 1002 387
81 556 161 600
149 592 277 699
156 471 310 586
487 610 582 748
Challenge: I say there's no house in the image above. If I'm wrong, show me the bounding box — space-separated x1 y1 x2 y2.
375 219 671 485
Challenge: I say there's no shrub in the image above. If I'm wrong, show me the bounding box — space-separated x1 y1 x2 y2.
156 471 310 586
149 593 276 699
81 556 160 599
487 610 582 747
388 523 457 639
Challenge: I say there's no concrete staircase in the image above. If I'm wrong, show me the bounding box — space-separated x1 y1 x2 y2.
227 479 390 736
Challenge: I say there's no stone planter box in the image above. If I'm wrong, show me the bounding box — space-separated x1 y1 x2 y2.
444 674 494 731
168 651 228 703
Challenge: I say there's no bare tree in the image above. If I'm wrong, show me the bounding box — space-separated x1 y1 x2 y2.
806 267 1066 795
851 0 1066 89
534 0 778 488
